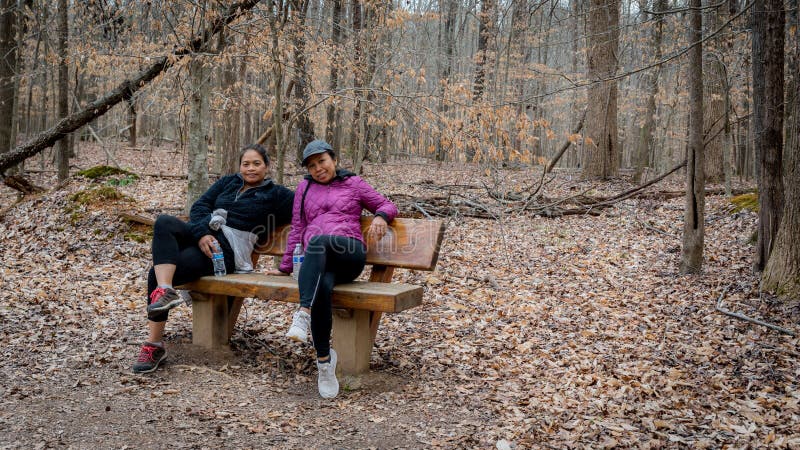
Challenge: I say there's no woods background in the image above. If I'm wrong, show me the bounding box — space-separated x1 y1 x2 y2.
0 0 795 180
0 0 798 289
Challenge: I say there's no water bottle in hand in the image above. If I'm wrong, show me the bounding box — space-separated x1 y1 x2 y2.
292 243 304 280
212 241 226 277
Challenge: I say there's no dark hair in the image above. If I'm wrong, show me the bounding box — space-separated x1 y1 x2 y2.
240 144 269 165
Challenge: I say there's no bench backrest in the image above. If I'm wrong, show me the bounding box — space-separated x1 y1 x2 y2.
257 217 445 271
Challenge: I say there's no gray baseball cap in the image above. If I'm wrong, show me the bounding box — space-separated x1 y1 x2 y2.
302 140 334 166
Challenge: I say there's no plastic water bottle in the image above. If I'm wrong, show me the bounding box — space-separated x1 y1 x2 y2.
292 243 304 280
212 241 226 277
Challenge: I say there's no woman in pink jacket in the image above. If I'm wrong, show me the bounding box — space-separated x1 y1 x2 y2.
270 140 397 398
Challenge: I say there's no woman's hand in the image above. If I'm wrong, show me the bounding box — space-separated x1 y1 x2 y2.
198 235 218 259
265 269 289 276
367 216 388 242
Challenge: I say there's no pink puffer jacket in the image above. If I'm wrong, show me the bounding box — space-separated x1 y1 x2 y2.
279 170 397 273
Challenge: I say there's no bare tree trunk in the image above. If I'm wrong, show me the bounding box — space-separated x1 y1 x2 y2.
435 0 456 162
8 1 28 175
717 6 736 194
272 68 284 182
722 84 733 196
325 0 343 147
358 0 388 166
753 0 785 272
762 23 800 297
582 0 619 180
56 0 69 182
680 0 705 274
349 0 363 167
784 0 798 168
569 0 583 168
290 0 314 164
266 0 286 183
353 2 382 174
633 0 666 184
509 0 529 158
0 0 18 166
468 0 496 162
186 55 210 214
703 56 725 183
240 58 250 144
38 5 48 160
702 9 727 183
752 14 765 188
472 0 495 102
127 97 137 148
739 51 752 180
185 0 211 213
218 27 240 175
25 9 41 140
530 5 553 161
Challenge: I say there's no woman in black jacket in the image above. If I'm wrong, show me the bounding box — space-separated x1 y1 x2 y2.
132 144 293 374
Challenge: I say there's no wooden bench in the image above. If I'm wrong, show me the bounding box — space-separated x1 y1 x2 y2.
179 217 445 375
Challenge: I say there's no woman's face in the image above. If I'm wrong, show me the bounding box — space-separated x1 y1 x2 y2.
239 149 269 186
305 152 337 184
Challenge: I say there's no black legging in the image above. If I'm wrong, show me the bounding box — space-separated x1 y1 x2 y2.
146 215 234 322
298 235 366 358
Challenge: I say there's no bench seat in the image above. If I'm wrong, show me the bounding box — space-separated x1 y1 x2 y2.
182 273 423 313
179 217 445 375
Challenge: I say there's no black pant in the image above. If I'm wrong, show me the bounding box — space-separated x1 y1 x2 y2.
146 215 233 322
298 235 366 358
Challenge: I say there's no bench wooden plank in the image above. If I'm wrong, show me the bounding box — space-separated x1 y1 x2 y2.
256 217 445 271
180 273 423 313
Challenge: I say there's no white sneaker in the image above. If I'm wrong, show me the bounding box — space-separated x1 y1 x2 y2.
317 349 339 399
286 309 311 343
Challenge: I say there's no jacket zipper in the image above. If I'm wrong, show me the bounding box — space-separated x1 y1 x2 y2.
235 178 246 202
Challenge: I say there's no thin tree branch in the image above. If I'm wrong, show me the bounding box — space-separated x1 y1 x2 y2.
546 108 587 174
715 284 796 336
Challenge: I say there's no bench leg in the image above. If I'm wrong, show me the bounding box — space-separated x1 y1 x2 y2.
332 309 372 375
228 297 244 340
191 292 230 348
369 311 382 344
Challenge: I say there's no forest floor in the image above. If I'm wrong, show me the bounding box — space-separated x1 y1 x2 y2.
1 143 799 449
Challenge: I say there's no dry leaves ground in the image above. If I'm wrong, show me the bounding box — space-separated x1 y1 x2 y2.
1 144 798 449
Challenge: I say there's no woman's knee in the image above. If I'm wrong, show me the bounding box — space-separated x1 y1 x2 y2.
154 214 184 231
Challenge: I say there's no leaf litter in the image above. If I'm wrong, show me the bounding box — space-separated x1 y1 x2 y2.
0 144 798 449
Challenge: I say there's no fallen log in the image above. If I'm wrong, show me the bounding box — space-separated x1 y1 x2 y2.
2 175 46 195
120 211 188 226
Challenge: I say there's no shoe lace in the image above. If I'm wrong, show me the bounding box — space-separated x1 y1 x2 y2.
137 345 157 362
318 360 332 376
291 312 305 327
149 287 166 304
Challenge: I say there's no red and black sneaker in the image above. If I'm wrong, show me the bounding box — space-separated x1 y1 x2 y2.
146 287 182 320
131 342 166 374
